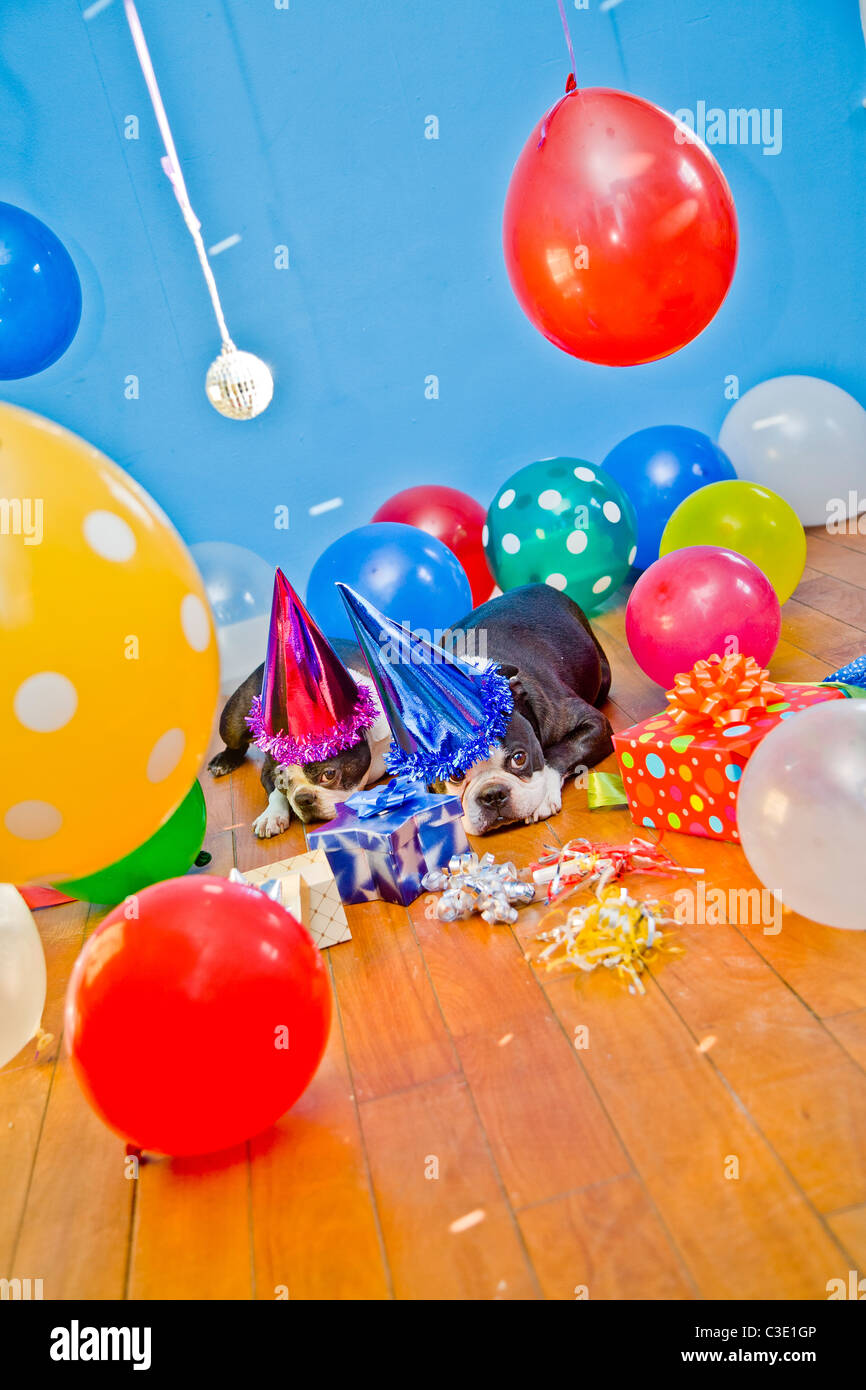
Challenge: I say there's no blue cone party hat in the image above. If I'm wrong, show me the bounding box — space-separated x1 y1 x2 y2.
246 569 378 765
337 584 514 784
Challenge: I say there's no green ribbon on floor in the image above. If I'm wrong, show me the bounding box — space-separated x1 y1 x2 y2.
817 682 866 699
586 770 629 810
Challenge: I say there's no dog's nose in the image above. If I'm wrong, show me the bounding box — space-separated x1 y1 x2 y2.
478 784 509 811
293 789 317 812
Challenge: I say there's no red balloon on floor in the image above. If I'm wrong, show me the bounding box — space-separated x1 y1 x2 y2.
372 485 494 606
65 876 331 1156
503 85 738 366
625 547 781 689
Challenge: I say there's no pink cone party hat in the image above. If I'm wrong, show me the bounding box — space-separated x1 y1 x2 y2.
246 569 378 765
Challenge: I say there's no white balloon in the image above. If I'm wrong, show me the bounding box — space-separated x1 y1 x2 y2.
719 375 866 527
214 614 271 694
190 541 274 692
0 884 47 1068
737 700 866 931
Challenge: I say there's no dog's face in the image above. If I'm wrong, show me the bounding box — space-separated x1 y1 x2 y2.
446 710 556 835
272 738 373 824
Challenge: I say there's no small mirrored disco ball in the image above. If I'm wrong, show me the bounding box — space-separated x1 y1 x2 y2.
205 345 274 420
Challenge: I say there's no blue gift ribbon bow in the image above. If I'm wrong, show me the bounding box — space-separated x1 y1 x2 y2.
352 779 415 819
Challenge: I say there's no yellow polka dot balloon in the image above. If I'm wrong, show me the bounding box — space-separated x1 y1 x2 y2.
0 403 219 883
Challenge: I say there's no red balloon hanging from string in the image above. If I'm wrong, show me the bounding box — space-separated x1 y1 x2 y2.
372 485 495 606
503 80 738 367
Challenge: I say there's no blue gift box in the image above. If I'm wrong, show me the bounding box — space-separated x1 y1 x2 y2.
306 779 469 906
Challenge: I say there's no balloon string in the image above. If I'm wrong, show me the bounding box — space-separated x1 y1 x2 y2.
555 0 578 86
123 0 234 351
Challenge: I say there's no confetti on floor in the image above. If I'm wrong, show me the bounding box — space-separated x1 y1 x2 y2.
449 1208 486 1235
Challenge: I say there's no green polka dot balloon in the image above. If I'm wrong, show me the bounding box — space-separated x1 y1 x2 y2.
483 457 637 613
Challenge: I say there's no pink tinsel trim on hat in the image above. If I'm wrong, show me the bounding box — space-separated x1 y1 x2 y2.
245 684 379 766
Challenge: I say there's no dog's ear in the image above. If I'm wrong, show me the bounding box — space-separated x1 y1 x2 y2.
497 664 535 719
497 665 540 731
504 668 567 750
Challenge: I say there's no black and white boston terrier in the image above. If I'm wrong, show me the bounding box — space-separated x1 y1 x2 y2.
440 584 614 835
208 638 391 835
210 587 612 838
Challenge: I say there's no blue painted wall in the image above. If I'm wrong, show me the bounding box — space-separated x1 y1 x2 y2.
2 0 865 591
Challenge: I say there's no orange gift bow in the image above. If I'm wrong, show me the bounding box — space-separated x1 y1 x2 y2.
664 653 784 729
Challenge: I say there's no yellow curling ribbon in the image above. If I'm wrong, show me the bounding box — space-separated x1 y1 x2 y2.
664 652 783 730
537 885 683 996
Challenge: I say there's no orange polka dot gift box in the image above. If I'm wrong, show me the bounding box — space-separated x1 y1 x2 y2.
612 654 855 844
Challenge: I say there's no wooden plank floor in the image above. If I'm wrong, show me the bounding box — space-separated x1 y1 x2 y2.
3 524 866 1300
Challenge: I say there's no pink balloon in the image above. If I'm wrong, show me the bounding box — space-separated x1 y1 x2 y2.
625 546 781 689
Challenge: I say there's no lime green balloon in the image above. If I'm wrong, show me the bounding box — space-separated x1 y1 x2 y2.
660 479 806 604
55 781 207 906
484 457 637 612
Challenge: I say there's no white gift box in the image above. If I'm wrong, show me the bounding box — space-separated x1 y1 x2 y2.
240 849 351 950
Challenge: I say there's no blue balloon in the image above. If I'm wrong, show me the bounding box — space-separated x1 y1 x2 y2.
307 522 473 641
0 202 82 378
601 425 736 570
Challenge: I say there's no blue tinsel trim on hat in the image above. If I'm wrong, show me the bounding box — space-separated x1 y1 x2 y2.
383 665 515 784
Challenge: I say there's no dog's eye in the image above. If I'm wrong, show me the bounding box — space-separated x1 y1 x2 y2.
510 750 528 771
319 767 337 784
